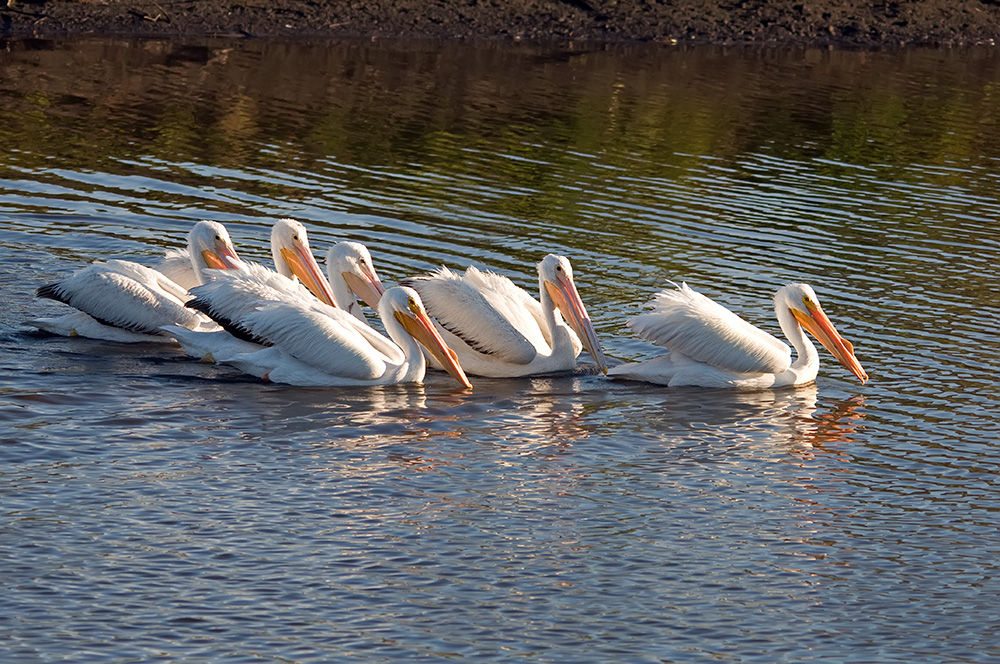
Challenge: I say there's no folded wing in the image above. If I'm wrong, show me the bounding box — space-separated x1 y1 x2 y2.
37 261 203 335
404 267 539 364
628 282 791 375
238 301 389 380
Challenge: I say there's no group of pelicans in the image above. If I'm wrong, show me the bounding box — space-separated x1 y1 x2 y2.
29 219 869 390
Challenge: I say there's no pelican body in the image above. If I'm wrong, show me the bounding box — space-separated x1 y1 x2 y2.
179 285 472 388
402 254 607 377
168 236 388 362
609 282 868 389
30 221 242 342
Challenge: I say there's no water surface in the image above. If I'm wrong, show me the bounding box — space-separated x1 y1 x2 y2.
2 39 999 663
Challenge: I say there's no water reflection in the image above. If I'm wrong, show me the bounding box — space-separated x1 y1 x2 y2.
795 394 866 451
7 40 1000 174
181 375 871 465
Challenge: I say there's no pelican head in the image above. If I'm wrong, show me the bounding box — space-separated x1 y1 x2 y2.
189 220 242 271
271 218 338 307
779 283 868 384
327 241 386 310
383 286 473 389
538 254 608 374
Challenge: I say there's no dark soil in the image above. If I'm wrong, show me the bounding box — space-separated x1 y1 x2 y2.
3 0 1000 45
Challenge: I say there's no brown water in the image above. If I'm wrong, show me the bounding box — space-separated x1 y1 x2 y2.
2 38 999 663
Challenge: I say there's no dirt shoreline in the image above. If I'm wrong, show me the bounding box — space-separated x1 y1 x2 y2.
3 0 1000 45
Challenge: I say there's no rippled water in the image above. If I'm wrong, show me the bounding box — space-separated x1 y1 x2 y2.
2 39 1000 662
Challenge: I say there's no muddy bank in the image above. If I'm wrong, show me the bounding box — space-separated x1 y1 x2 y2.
3 0 1000 45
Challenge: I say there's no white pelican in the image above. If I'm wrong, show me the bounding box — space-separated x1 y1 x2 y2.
29 221 242 342
166 245 388 362
326 241 386 320
208 286 473 388
608 282 869 389
401 254 608 377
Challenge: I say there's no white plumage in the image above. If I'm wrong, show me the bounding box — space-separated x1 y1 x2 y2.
170 236 388 363
190 286 472 388
29 221 241 342
234 301 398 380
38 261 205 335
610 282 869 389
414 266 537 362
181 266 307 344
628 282 791 374
326 241 387 321
156 247 201 291
263 218 340 308
403 254 608 377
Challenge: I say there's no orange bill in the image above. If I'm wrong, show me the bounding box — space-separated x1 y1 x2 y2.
280 245 338 307
343 263 386 310
395 307 473 389
792 304 869 384
545 273 608 374
201 237 243 270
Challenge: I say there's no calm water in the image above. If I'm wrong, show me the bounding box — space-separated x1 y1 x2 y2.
2 38 999 662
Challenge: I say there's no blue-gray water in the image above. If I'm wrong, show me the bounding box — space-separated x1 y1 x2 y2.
2 39 999 662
